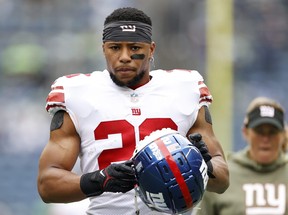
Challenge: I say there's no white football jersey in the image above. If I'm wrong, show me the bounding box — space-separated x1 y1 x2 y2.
46 69 212 215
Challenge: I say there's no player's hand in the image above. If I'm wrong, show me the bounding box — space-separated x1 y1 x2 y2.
95 160 137 193
188 133 215 178
80 160 137 197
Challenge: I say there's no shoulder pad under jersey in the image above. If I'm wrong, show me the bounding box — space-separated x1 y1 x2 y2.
45 73 92 115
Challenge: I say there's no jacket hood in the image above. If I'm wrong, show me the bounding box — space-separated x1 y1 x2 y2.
228 146 288 173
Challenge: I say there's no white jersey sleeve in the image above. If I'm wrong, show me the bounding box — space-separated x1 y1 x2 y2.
151 69 213 108
46 73 93 116
174 69 212 107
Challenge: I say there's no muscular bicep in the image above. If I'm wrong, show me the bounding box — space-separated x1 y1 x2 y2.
188 106 229 193
38 111 86 203
39 111 81 172
188 106 224 157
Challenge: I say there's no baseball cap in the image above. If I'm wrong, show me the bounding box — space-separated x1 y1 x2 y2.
246 105 284 130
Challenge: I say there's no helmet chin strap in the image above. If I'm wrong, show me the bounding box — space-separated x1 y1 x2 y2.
134 187 140 215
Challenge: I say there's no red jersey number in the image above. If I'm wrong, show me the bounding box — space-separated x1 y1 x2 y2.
94 118 177 169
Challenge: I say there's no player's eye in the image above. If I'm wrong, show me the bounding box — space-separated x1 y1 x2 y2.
110 45 120 50
131 46 141 51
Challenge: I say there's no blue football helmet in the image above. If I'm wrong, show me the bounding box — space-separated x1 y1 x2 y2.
132 128 208 214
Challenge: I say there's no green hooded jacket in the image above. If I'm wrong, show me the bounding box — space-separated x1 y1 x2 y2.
195 147 288 215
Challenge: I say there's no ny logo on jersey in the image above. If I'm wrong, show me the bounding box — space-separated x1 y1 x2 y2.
131 108 141 116
120 25 136 32
243 183 286 215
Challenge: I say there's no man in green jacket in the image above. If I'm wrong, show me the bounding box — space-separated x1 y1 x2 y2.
195 96 288 215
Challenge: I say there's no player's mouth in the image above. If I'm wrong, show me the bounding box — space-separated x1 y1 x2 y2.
113 67 136 80
115 66 136 72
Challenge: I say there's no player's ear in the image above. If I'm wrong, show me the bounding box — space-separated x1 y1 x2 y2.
149 42 156 58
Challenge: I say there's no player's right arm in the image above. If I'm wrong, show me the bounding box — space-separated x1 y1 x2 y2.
38 75 136 203
37 110 86 203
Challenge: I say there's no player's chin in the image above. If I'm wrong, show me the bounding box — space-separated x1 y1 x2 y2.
110 73 133 87
117 74 137 84
117 71 136 79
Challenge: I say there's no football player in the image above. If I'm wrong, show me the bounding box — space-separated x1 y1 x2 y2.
37 7 229 215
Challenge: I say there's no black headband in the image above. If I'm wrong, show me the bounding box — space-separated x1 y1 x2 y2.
102 21 152 43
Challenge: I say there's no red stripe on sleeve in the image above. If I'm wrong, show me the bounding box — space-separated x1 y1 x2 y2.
45 104 66 112
46 92 65 103
198 81 211 97
156 139 193 208
198 81 212 104
52 86 64 90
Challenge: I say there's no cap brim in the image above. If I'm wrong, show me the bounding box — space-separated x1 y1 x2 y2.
248 118 283 130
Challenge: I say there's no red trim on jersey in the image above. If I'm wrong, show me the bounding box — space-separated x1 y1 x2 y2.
46 92 65 103
198 81 212 104
65 73 91 78
46 104 66 112
156 138 193 208
52 86 64 90
165 69 192 73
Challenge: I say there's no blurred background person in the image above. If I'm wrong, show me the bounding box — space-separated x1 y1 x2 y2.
195 96 288 215
283 125 288 154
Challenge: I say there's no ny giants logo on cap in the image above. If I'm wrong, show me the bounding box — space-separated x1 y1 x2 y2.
120 25 136 32
259 105 275 118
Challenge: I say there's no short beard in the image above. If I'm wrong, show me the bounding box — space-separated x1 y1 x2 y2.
109 70 146 87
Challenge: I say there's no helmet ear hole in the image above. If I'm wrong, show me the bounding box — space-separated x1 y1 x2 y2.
177 157 184 166
132 128 208 214
163 165 169 173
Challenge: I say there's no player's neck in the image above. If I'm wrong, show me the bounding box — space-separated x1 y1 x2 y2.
129 75 152 90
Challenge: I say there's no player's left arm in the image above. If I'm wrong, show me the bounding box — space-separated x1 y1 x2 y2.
187 106 229 194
